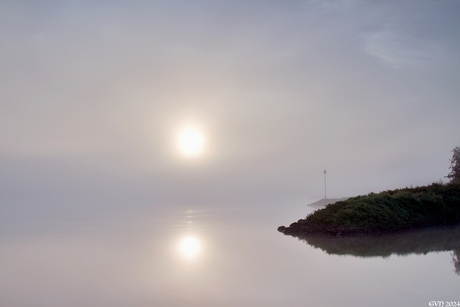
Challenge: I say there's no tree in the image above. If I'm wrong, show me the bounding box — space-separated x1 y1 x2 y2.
446 146 460 183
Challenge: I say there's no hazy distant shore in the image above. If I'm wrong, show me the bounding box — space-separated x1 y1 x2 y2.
307 197 349 209
279 182 460 237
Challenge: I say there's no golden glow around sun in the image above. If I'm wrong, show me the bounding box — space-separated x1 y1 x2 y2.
178 236 201 259
176 127 205 157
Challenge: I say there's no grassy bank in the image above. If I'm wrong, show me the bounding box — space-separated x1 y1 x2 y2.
278 182 460 236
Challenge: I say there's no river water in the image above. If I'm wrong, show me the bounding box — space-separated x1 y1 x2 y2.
1 204 459 306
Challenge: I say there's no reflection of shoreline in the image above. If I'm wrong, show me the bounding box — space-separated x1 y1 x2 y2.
453 249 460 275
294 225 460 258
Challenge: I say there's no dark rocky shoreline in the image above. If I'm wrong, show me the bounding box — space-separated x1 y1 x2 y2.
278 224 375 237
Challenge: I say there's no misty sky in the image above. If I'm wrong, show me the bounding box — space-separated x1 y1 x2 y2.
1 0 460 221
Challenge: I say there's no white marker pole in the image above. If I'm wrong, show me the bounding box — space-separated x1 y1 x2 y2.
323 169 327 199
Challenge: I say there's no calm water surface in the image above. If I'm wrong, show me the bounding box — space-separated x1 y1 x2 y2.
1 204 459 306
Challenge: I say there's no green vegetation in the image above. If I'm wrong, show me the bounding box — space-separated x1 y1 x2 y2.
446 146 460 183
278 182 460 236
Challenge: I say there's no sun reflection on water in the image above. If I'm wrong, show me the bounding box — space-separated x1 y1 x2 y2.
177 235 202 259
170 209 209 262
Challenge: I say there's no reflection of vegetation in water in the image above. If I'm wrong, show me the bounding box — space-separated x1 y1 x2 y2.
452 249 460 275
296 225 460 257
296 225 460 275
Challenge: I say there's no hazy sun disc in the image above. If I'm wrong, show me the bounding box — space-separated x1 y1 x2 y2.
176 127 205 157
178 236 201 258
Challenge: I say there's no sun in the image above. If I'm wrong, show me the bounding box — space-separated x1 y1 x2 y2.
176 127 205 157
